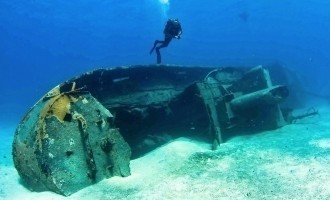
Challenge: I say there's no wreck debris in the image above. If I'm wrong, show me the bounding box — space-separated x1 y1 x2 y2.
72 111 97 180
13 84 131 196
286 107 319 123
196 81 224 150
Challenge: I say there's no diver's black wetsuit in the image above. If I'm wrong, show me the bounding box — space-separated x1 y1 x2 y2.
150 19 182 64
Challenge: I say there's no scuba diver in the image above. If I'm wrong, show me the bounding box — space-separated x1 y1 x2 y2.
150 18 182 64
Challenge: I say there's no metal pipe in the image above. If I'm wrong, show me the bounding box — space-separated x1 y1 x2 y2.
230 85 289 113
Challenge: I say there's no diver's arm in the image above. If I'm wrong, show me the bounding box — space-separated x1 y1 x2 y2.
174 35 181 39
174 30 182 39
175 25 182 39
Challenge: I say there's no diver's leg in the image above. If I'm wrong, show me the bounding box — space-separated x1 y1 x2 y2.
154 37 172 64
150 40 163 54
156 48 161 64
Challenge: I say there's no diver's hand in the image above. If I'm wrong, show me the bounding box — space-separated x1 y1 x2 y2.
175 35 181 39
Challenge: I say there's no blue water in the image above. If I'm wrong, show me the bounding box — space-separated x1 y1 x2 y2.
1 0 330 126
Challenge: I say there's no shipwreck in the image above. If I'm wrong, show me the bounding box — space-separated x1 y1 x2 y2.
12 64 305 196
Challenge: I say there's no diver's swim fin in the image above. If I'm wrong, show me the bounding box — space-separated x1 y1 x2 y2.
149 46 155 55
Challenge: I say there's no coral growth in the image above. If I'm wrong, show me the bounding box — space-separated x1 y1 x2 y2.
72 111 87 130
35 82 85 151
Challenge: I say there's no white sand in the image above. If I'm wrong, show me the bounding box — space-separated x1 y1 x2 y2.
1 106 330 200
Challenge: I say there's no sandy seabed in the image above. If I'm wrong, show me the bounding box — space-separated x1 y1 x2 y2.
0 106 329 200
